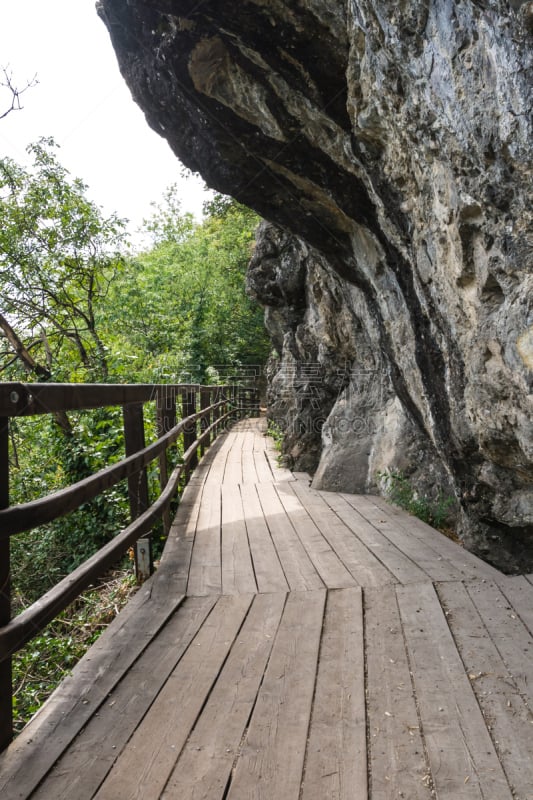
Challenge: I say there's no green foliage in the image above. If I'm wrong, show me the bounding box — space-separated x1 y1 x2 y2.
0 138 127 381
10 412 130 603
267 419 284 453
12 571 137 735
377 468 454 530
99 190 270 382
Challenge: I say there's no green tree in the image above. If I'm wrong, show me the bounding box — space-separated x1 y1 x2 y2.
100 190 270 382
0 138 127 382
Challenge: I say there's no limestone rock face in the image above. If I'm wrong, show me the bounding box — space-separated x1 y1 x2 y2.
98 0 533 571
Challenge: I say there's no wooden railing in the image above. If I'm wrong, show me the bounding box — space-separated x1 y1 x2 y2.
0 381 259 750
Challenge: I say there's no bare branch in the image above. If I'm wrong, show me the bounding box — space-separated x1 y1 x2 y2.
0 66 38 120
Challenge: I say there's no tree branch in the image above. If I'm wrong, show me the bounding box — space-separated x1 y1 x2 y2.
0 67 38 120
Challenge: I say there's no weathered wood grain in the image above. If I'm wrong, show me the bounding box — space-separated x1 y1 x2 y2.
437 581 533 799
226 591 326 800
0 583 187 799
292 482 397 586
320 491 428 584
239 483 289 593
397 582 513 799
348 494 465 582
496 574 533 636
93 594 253 800
161 592 286 800
255 483 324 591
31 595 217 800
221 483 257 594
275 482 356 588
364 585 432 800
464 580 533 704
300 588 367 800
186 483 222 595
370 494 503 581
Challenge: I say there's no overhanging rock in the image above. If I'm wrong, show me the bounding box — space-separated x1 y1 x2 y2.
98 0 533 571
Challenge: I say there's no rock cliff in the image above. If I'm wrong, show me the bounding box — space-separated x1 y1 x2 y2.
98 0 533 571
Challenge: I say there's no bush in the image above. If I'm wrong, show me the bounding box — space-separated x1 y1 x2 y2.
377 468 454 530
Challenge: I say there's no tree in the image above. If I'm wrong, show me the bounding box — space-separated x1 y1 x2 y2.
99 190 270 382
0 66 38 120
0 138 127 382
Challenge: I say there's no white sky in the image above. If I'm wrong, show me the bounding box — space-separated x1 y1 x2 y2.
0 0 208 237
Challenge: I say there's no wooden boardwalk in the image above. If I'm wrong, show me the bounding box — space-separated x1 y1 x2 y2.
1 419 532 799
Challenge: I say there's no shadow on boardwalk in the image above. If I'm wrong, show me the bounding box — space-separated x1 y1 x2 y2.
1 419 533 799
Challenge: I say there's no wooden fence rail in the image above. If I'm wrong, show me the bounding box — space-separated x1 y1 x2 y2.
0 381 259 751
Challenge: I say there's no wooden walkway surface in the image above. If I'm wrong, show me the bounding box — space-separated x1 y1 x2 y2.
1 419 532 799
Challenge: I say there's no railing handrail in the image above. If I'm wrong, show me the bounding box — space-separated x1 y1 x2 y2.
0 381 228 416
0 380 260 750
0 398 226 538
0 410 233 663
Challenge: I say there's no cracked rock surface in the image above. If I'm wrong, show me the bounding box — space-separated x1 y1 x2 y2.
99 0 533 571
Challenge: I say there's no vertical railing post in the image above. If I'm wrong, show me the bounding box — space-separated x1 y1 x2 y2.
0 416 12 751
156 387 176 536
212 387 220 437
123 402 152 582
231 382 238 421
200 387 211 456
182 386 198 479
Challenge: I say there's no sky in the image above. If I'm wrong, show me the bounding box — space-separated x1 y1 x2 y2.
0 0 208 237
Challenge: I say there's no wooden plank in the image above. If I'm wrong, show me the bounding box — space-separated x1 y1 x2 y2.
241 446 259 484
292 482 397 587
226 591 326 800
344 494 464 583
370 494 504 581
93 594 254 800
253 449 274 483
464 580 533 704
300 588 367 800
186 483 222 595
397 582 513 799
256 483 324 591
275 483 356 589
253 425 267 451
239 484 289 593
364 585 432 800
31 595 217 800
203 430 234 487
241 429 255 451
161 593 286 800
222 429 243 484
223 456 243 485
496 574 533 636
0 578 187 799
437 581 533 799
174 437 233 595
270 462 294 481
159 460 212 593
318 491 428 585
221 483 257 594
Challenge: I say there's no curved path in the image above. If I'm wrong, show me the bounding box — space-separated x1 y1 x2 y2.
1 419 532 799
